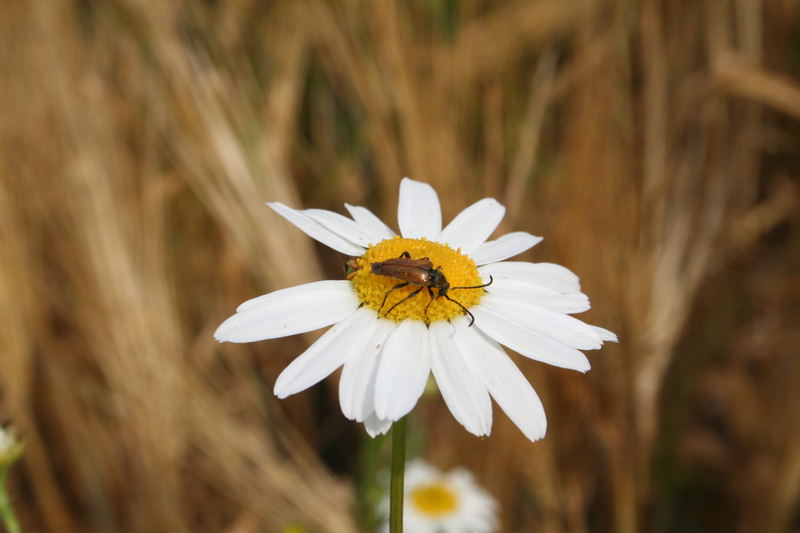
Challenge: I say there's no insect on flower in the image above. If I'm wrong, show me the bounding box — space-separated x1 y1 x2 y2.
369 251 493 326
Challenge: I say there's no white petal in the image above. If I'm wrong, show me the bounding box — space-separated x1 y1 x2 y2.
405 460 440 485
233 280 347 313
486 277 590 314
438 198 506 254
471 232 543 265
339 318 396 421
461 326 547 442
430 319 492 437
344 203 396 242
471 304 591 372
592 325 618 343
374 320 431 421
479 261 581 293
397 177 442 239
273 307 377 398
305 208 376 248
481 293 601 349
215 280 359 343
480 293 600 351
268 202 365 256
405 519 436 533
363 411 393 437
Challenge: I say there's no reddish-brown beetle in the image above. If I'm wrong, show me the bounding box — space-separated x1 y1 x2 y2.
367 251 492 326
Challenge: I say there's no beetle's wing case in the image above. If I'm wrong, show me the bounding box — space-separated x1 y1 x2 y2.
371 257 433 269
371 258 434 285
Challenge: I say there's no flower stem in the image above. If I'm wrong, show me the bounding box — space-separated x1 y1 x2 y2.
389 416 408 533
0 473 20 533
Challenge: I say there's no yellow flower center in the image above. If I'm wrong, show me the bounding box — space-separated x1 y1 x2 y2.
349 237 484 324
410 482 459 516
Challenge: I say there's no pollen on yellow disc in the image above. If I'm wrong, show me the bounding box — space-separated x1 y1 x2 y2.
410 483 459 516
349 237 485 324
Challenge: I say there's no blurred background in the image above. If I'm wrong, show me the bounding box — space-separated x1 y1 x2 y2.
1 0 799 532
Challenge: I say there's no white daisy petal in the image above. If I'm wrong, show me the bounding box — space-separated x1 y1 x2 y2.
485 277 590 314
430 320 492 437
233 280 345 313
397 177 442 239
344 203 396 242
363 411 393 437
403 518 436 533
592 325 619 343
439 198 506 254
479 261 581 293
471 303 591 372
267 202 365 256
405 459 439 484
374 320 431 421
215 280 359 343
274 307 377 398
339 318 396 421
480 294 600 354
481 293 601 349
462 326 547 442
305 208 376 248
471 232 543 265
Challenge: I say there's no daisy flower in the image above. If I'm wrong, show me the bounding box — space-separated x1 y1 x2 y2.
0 426 23 471
0 426 23 533
0 428 12 456
214 178 617 441
382 460 498 533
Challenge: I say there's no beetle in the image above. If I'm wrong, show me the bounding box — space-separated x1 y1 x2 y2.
369 251 492 326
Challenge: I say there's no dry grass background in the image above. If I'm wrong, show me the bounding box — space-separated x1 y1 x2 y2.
1 0 799 532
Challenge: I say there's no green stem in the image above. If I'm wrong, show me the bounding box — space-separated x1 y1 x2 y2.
389 416 408 533
0 473 20 533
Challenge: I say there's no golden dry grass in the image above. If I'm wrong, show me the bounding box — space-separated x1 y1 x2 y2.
1 1 799 532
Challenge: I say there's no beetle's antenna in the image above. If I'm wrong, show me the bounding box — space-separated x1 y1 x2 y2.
442 293 476 327
450 275 493 291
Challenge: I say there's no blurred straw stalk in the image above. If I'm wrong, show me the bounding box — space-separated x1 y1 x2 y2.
1 0 799 532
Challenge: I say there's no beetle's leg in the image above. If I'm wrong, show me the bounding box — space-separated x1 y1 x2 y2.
385 286 423 317
344 258 361 280
423 287 437 319
398 251 430 261
378 282 409 314
442 293 476 327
